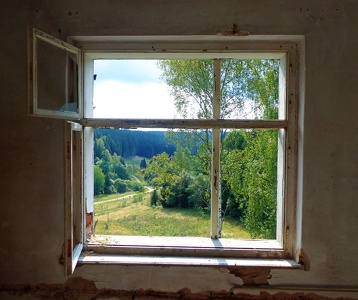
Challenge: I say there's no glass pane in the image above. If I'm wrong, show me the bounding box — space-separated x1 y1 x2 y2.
220 129 279 239
93 59 282 120
91 128 227 238
220 59 280 120
93 59 213 119
36 38 79 114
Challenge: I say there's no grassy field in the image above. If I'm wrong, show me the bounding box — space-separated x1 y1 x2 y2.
94 192 250 238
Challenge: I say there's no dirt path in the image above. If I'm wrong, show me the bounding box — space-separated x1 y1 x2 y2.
94 187 154 205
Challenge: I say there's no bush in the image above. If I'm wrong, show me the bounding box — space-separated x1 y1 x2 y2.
131 181 145 192
114 178 127 193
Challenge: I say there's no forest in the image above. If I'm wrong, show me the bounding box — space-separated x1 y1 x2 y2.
93 59 280 239
94 129 176 159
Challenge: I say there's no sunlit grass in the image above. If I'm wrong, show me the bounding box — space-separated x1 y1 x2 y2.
94 192 250 238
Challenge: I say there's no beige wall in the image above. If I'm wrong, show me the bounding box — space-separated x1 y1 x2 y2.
1 1 358 298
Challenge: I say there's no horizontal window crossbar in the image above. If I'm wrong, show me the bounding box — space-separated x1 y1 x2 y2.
81 118 287 129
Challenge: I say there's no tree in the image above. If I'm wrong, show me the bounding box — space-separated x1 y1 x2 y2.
144 150 197 209
112 153 129 180
140 158 147 169
104 173 114 194
150 189 160 206
94 136 107 159
156 59 279 238
222 130 277 238
94 165 105 195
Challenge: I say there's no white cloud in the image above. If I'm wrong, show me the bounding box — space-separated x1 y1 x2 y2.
93 80 179 119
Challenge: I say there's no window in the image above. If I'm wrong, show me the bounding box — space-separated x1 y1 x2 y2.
28 27 303 275
90 58 282 241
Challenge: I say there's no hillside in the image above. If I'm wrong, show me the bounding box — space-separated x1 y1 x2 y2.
94 128 176 158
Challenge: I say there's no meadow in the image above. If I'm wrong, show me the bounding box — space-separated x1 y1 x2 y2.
93 190 250 238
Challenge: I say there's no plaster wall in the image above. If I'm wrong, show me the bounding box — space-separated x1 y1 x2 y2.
1 0 358 298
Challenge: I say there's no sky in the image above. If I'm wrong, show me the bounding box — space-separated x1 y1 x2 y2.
93 60 179 119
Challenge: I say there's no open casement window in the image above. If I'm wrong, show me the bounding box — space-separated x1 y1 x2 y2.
29 27 305 274
64 122 84 276
28 28 85 275
28 27 82 119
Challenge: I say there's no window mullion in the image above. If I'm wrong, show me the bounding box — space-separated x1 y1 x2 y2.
211 59 221 239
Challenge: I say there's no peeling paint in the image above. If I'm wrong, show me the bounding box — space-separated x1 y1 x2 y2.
228 267 272 286
298 249 311 271
86 212 94 237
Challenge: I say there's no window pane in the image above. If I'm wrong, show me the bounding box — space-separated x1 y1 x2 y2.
221 129 279 239
91 127 279 240
36 38 79 113
93 59 213 119
93 59 281 120
220 59 280 120
93 60 175 119
92 128 219 238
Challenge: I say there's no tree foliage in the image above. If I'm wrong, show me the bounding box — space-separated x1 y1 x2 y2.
94 165 105 195
140 158 147 169
150 189 160 206
222 130 277 238
152 59 280 238
93 133 146 195
94 129 176 158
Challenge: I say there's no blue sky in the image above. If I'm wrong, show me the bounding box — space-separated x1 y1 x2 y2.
93 60 179 119
94 60 162 84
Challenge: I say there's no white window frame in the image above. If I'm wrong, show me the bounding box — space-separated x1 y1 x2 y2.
28 28 82 120
28 27 304 275
64 121 84 275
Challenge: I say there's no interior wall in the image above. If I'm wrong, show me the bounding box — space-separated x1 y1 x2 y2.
1 0 358 298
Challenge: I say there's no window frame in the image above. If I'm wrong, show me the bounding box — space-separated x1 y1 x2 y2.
64 121 84 276
28 27 83 120
28 28 303 274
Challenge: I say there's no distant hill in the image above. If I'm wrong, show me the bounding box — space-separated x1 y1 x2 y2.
94 128 176 158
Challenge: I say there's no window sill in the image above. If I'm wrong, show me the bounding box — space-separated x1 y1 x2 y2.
85 235 288 258
79 235 302 269
78 253 302 269
87 235 283 250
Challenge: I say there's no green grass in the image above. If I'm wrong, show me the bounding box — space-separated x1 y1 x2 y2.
94 192 250 238
124 155 143 167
